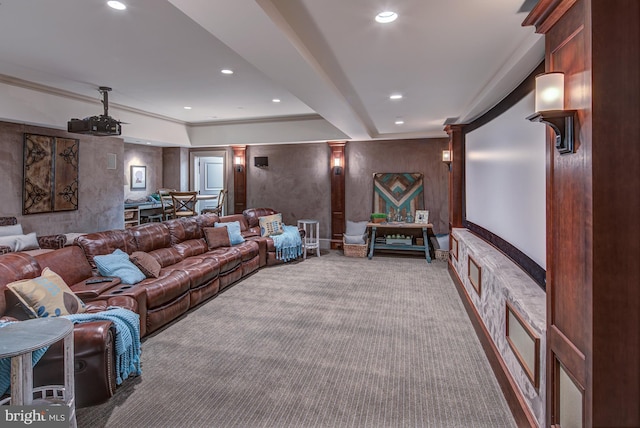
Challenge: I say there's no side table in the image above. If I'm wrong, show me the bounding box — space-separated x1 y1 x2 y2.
0 318 76 427
297 219 320 259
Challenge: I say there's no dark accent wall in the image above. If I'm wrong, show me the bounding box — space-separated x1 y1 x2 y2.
0 120 124 234
163 147 189 191
346 138 449 235
245 139 449 241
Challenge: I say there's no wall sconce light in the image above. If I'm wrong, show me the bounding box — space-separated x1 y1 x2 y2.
333 156 343 175
442 150 452 169
526 72 577 154
234 155 244 172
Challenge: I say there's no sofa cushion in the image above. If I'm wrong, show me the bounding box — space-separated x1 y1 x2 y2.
258 213 284 237
203 227 230 249
215 221 245 245
34 246 94 286
130 223 171 252
14 233 40 252
76 230 138 269
0 235 18 252
129 251 161 278
7 267 86 318
169 257 220 289
94 249 146 285
148 247 183 268
165 217 202 246
243 208 278 228
0 232 40 252
173 239 208 259
0 224 23 237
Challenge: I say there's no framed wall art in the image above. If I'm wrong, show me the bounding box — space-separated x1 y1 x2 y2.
415 210 429 224
130 165 146 190
23 133 79 215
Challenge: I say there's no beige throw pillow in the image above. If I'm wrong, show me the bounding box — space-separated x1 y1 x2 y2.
7 267 86 318
259 213 284 237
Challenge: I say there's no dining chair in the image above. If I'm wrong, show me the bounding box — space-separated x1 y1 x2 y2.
170 191 198 218
157 188 176 221
201 189 227 216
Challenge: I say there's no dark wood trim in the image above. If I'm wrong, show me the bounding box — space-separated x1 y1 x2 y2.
464 221 546 290
448 264 537 428
522 0 579 34
552 356 586 428
462 62 543 135
328 141 346 249
506 302 541 390
450 234 458 261
444 124 464 231
467 254 482 296
231 145 246 214
548 325 586 387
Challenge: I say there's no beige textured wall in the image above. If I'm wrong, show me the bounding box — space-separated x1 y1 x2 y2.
347 138 449 235
247 143 332 238
0 120 125 234
124 143 163 200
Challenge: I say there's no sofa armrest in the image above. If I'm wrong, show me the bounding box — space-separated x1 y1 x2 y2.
37 234 67 250
34 320 116 408
0 245 10 255
71 277 122 301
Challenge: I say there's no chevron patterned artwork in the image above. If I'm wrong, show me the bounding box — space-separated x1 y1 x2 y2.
373 173 425 218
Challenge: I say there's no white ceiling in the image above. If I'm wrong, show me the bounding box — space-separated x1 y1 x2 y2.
0 0 543 145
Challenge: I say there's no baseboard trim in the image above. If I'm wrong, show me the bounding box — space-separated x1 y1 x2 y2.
448 262 538 428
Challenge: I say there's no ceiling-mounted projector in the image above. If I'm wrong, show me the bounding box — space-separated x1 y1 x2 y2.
67 86 122 136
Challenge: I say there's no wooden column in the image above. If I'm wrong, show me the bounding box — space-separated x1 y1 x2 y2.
231 145 246 214
328 141 346 249
524 1 640 426
444 124 464 232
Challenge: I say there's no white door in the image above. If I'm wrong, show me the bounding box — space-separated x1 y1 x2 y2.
194 155 225 214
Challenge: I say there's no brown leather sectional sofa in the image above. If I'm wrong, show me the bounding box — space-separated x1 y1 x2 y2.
0 208 300 408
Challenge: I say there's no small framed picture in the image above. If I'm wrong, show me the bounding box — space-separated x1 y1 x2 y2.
415 210 429 224
130 165 146 190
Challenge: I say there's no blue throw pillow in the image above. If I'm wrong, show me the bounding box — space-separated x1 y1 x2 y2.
215 221 245 245
94 249 146 284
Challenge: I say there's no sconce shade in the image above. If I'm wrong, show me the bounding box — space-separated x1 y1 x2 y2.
527 71 576 155
442 150 451 163
535 72 564 112
234 156 243 165
333 157 341 168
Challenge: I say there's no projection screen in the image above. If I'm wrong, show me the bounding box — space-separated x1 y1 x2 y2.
465 91 546 269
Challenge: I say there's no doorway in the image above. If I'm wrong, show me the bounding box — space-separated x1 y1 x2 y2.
191 151 226 215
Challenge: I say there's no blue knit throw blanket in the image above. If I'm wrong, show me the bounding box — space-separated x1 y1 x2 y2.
64 308 142 385
0 322 49 396
272 225 303 262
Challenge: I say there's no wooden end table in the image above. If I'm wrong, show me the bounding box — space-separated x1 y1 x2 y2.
366 222 434 263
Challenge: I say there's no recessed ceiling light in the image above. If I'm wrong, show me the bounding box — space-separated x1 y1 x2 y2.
395 120 404 125
390 94 403 100
272 99 281 103
375 11 398 23
184 106 192 110
107 1 127 11
221 69 234 75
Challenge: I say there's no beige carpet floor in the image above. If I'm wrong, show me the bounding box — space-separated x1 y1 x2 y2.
77 251 516 428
